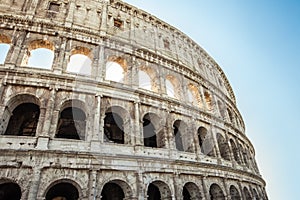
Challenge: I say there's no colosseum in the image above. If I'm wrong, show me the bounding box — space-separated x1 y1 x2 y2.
0 0 268 199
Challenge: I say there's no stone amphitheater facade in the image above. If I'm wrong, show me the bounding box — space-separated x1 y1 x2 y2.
0 0 268 199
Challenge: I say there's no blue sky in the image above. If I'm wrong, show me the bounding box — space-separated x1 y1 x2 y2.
124 1 300 199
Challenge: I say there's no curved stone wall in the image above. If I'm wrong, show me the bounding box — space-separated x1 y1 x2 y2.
0 0 267 199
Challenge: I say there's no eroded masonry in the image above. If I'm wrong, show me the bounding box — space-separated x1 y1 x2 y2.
0 0 268 199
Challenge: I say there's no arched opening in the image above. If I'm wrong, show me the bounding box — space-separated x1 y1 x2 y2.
165 75 181 99
216 133 231 161
243 187 252 200
139 70 152 90
187 89 194 104
23 40 55 69
100 180 132 200
4 103 40 136
45 182 79 200
198 127 207 154
204 91 213 111
217 101 226 119
104 112 124 144
183 182 201 200
56 107 86 140
165 79 175 98
187 84 202 107
143 113 157 148
230 139 241 164
197 127 215 157
147 183 160 200
101 182 124 200
242 147 249 167
229 185 241 200
105 56 127 83
209 183 225 200
238 143 246 165
253 188 259 200
227 108 235 124
0 34 11 64
0 182 22 200
173 120 184 151
147 181 171 200
66 47 92 75
183 186 191 200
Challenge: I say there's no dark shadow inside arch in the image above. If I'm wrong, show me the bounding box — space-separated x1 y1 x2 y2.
147 183 161 200
209 183 225 200
45 182 79 200
216 133 231 161
230 185 241 200
56 107 86 140
198 127 207 154
173 120 184 151
104 112 124 144
230 139 241 164
183 182 202 200
101 182 125 200
4 103 40 136
243 187 252 200
0 182 22 200
253 188 259 200
143 114 157 148
183 186 191 200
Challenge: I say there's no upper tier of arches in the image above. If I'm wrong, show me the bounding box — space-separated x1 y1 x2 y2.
0 32 245 133
0 0 236 104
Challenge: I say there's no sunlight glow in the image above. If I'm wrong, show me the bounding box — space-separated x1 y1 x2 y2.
139 70 152 90
187 89 195 104
27 48 54 69
0 44 10 64
166 79 175 98
67 54 92 75
105 61 124 82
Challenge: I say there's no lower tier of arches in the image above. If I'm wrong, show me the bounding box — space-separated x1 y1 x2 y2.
0 151 268 200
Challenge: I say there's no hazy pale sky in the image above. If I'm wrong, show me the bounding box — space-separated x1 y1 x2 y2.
124 1 300 199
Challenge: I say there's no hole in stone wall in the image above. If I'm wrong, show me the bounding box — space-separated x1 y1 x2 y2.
27 48 54 69
166 79 175 98
217 133 231 161
45 182 79 200
197 127 207 154
143 114 157 148
101 182 125 200
67 46 92 75
229 185 241 200
114 19 123 29
243 187 252 200
139 70 152 90
48 2 60 12
67 54 92 75
0 44 10 64
147 183 161 200
0 182 22 200
163 38 170 50
230 139 241 164
56 107 86 140
183 182 202 200
105 57 126 83
183 186 192 200
4 103 40 136
173 120 184 151
104 112 124 144
204 91 213 110
209 183 225 200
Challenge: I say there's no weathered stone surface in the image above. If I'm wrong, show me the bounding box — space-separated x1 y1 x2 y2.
0 0 267 199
